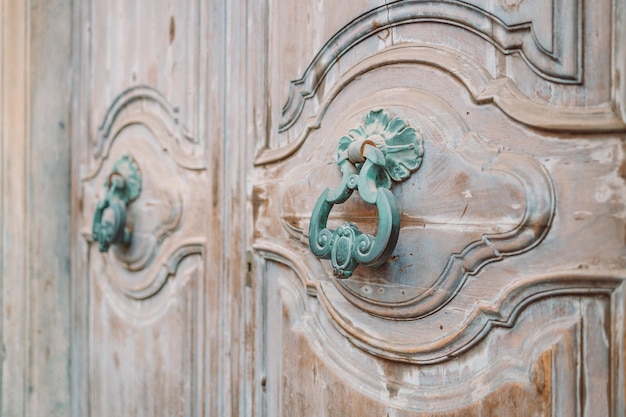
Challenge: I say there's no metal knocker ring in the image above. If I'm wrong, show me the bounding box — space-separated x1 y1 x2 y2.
92 155 142 253
308 109 424 278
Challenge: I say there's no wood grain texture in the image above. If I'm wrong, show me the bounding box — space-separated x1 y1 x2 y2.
70 0 220 416
1 1 30 414
250 0 626 416
77 87 210 416
278 0 583 130
257 0 625 166
257 260 612 416
1 0 72 416
6 0 617 415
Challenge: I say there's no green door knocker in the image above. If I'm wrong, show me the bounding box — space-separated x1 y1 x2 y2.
92 155 142 252
308 109 424 278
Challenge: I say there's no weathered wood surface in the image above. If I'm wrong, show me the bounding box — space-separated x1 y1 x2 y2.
71 1 224 416
250 0 626 416
1 0 72 416
2 0 624 416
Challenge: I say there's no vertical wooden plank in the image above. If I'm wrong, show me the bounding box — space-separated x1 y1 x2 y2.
580 297 611 417
224 0 247 415
612 283 626 417
245 0 270 414
613 0 626 122
223 0 270 416
0 0 29 415
611 2 625 414
70 0 90 414
1 0 72 416
27 0 72 415
203 1 227 416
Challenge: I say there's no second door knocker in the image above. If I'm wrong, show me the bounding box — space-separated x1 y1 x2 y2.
92 155 142 253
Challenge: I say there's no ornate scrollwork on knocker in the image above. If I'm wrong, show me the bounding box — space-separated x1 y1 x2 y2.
308 109 424 277
92 155 142 253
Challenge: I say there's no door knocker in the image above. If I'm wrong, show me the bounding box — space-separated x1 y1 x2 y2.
92 155 142 252
309 109 424 277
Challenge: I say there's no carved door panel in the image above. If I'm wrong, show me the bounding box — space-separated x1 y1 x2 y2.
71 2 226 416
250 1 626 416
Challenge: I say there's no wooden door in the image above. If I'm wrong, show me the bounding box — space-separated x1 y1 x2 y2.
70 2 234 416
249 1 626 416
69 0 626 416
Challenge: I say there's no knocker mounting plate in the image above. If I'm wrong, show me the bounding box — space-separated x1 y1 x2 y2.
308 109 424 277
